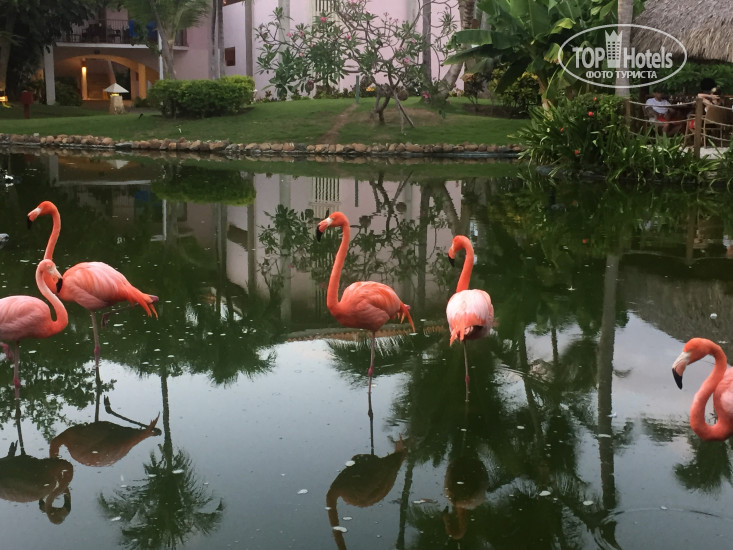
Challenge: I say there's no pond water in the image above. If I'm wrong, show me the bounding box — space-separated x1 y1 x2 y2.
1 150 733 549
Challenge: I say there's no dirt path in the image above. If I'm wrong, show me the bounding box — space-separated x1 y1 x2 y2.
316 103 359 143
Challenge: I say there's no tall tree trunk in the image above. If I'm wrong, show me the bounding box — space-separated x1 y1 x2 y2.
157 25 177 80
438 0 475 95
216 0 224 76
421 0 432 84
0 13 17 93
615 0 633 96
210 0 218 78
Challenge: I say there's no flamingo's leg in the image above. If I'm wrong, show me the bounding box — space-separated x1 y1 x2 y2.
464 344 470 403
90 311 101 364
12 344 20 399
367 332 376 395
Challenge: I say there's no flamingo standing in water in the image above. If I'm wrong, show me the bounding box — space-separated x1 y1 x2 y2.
316 212 415 393
672 337 733 441
0 259 67 396
446 235 493 400
27 200 158 364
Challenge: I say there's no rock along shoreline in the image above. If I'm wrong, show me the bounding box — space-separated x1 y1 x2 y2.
0 133 524 160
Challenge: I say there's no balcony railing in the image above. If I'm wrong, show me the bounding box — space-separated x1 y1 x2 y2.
61 19 187 47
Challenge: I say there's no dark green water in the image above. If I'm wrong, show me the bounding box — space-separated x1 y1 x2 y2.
1 150 733 549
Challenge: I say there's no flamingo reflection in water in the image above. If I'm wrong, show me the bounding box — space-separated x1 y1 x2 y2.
442 455 489 540
326 398 408 549
446 235 494 401
27 200 158 366
0 400 74 524
0 259 68 397
316 211 415 396
51 374 161 467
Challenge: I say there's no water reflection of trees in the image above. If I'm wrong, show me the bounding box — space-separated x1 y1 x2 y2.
366 172 733 547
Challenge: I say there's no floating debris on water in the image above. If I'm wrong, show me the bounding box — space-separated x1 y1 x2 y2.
333 526 347 533
345 460 355 467
297 489 308 495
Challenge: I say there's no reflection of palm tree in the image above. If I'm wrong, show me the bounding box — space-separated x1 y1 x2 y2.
0 400 74 524
98 371 224 549
674 436 733 494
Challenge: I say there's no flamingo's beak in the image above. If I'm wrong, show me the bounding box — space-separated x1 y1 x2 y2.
448 247 455 266
672 350 690 389
27 207 41 229
316 217 332 242
56 277 63 294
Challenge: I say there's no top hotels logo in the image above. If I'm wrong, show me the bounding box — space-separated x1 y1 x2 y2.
558 24 687 89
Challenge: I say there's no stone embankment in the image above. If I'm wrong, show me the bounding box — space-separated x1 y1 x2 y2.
0 133 524 159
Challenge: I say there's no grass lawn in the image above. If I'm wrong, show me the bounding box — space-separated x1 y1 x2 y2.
0 97 527 146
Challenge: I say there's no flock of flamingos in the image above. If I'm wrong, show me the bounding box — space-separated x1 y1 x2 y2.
0 204 731 441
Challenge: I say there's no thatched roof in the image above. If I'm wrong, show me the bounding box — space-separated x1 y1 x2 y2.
633 0 733 63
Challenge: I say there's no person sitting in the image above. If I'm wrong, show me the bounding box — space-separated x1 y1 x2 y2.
687 87 723 132
644 89 672 134
698 87 722 109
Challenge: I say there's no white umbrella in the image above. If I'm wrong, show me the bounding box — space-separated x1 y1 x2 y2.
104 82 128 94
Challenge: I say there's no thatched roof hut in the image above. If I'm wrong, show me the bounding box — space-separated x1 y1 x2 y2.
633 0 733 63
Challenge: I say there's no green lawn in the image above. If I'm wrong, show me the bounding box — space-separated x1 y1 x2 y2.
0 97 527 146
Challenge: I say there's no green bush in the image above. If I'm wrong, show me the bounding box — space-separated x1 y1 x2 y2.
54 79 82 106
516 93 722 185
148 75 255 118
491 66 541 115
133 96 150 108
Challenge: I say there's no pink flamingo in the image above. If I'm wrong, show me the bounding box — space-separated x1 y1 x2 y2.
27 200 158 364
316 212 415 393
672 337 733 441
0 259 68 396
446 235 494 400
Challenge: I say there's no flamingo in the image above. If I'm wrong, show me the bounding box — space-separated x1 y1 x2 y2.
315 211 415 393
672 337 733 441
27 200 158 364
446 235 494 400
0 259 68 396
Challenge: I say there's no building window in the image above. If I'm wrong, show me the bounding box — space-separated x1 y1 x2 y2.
225 47 236 67
313 0 337 21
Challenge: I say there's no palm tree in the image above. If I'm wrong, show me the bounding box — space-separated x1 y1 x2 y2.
615 0 634 96
123 0 210 79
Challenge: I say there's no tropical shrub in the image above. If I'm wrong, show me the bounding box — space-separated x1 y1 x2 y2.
148 76 255 118
54 79 82 106
490 66 541 115
517 93 722 184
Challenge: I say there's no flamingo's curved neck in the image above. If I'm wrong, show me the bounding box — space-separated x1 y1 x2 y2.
37 266 68 331
327 222 350 313
456 239 474 293
691 345 733 441
44 205 61 261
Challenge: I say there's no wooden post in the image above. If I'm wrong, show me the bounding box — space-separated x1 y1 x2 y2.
693 96 703 158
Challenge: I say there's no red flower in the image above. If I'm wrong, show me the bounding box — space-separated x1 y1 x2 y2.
593 96 597 101
574 149 580 155
588 111 594 117
560 127 564 132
